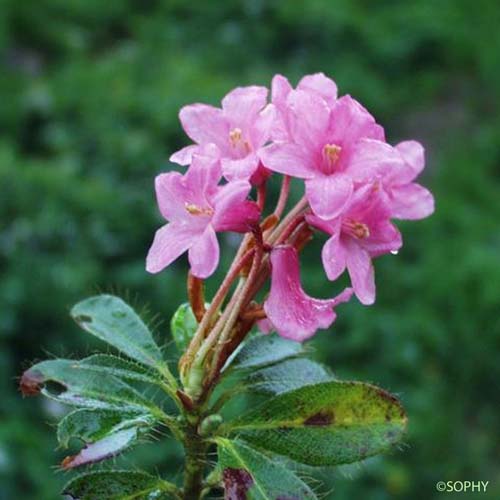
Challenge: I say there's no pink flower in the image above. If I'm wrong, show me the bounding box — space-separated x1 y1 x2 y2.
146 147 260 278
307 183 402 305
170 86 275 183
260 87 388 220
263 246 353 341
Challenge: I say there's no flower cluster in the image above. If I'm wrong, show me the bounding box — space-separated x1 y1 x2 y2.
147 73 434 342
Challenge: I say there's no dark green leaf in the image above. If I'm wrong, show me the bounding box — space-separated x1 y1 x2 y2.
226 381 407 466
170 302 199 353
62 470 178 499
79 354 161 385
71 295 164 371
217 438 317 500
229 334 304 371
21 359 158 413
246 358 334 395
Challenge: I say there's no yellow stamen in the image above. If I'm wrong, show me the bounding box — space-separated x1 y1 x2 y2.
185 203 214 216
323 144 342 172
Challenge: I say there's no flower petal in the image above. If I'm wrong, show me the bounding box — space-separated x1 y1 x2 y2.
250 104 276 149
322 227 348 281
221 86 268 130
188 225 220 278
221 153 260 182
328 95 385 147
155 172 189 221
346 139 406 184
212 180 260 232
286 89 330 152
146 222 196 274
179 104 229 150
390 183 435 220
271 74 293 141
305 174 353 220
345 239 375 305
298 72 338 106
264 246 353 342
395 140 425 178
169 145 199 166
259 142 315 178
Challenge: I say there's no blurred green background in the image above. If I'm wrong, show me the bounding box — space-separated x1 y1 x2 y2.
1 0 499 498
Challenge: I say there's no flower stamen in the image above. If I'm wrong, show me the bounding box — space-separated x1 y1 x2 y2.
322 144 342 173
342 219 370 239
185 203 214 216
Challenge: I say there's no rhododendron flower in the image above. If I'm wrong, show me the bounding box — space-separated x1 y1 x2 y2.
170 86 275 183
263 246 353 341
260 89 389 220
146 148 260 278
307 183 402 305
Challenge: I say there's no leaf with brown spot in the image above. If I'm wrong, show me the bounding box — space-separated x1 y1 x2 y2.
225 381 407 466
217 438 317 500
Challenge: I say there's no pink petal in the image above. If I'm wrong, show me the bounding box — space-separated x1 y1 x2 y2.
221 153 260 182
395 140 425 178
390 183 435 220
305 174 353 220
188 225 220 278
322 226 348 281
212 180 260 232
362 221 402 257
264 246 353 342
250 104 276 149
185 144 222 195
286 89 330 152
179 104 229 150
221 86 268 130
169 145 199 166
328 95 385 146
298 72 338 106
258 142 315 178
271 74 292 106
146 222 198 274
346 139 406 184
155 172 190 221
257 318 273 334
345 239 375 305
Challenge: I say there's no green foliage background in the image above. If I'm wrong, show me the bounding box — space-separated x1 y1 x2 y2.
1 1 499 498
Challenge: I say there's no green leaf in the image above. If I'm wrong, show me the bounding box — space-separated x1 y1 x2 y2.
217 438 317 500
79 354 161 385
62 470 178 499
57 408 153 448
246 358 334 395
226 381 407 466
71 295 164 371
170 302 199 353
229 333 304 371
20 359 158 413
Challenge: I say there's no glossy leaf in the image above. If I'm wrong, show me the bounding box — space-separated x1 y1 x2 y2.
229 333 304 371
217 438 317 500
246 358 334 395
62 470 178 499
226 381 407 466
170 302 199 353
71 294 164 370
20 359 156 412
79 354 161 385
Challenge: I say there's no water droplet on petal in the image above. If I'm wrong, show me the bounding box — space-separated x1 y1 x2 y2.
391 250 399 255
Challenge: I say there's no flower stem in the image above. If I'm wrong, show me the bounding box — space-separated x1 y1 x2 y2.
274 174 291 219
